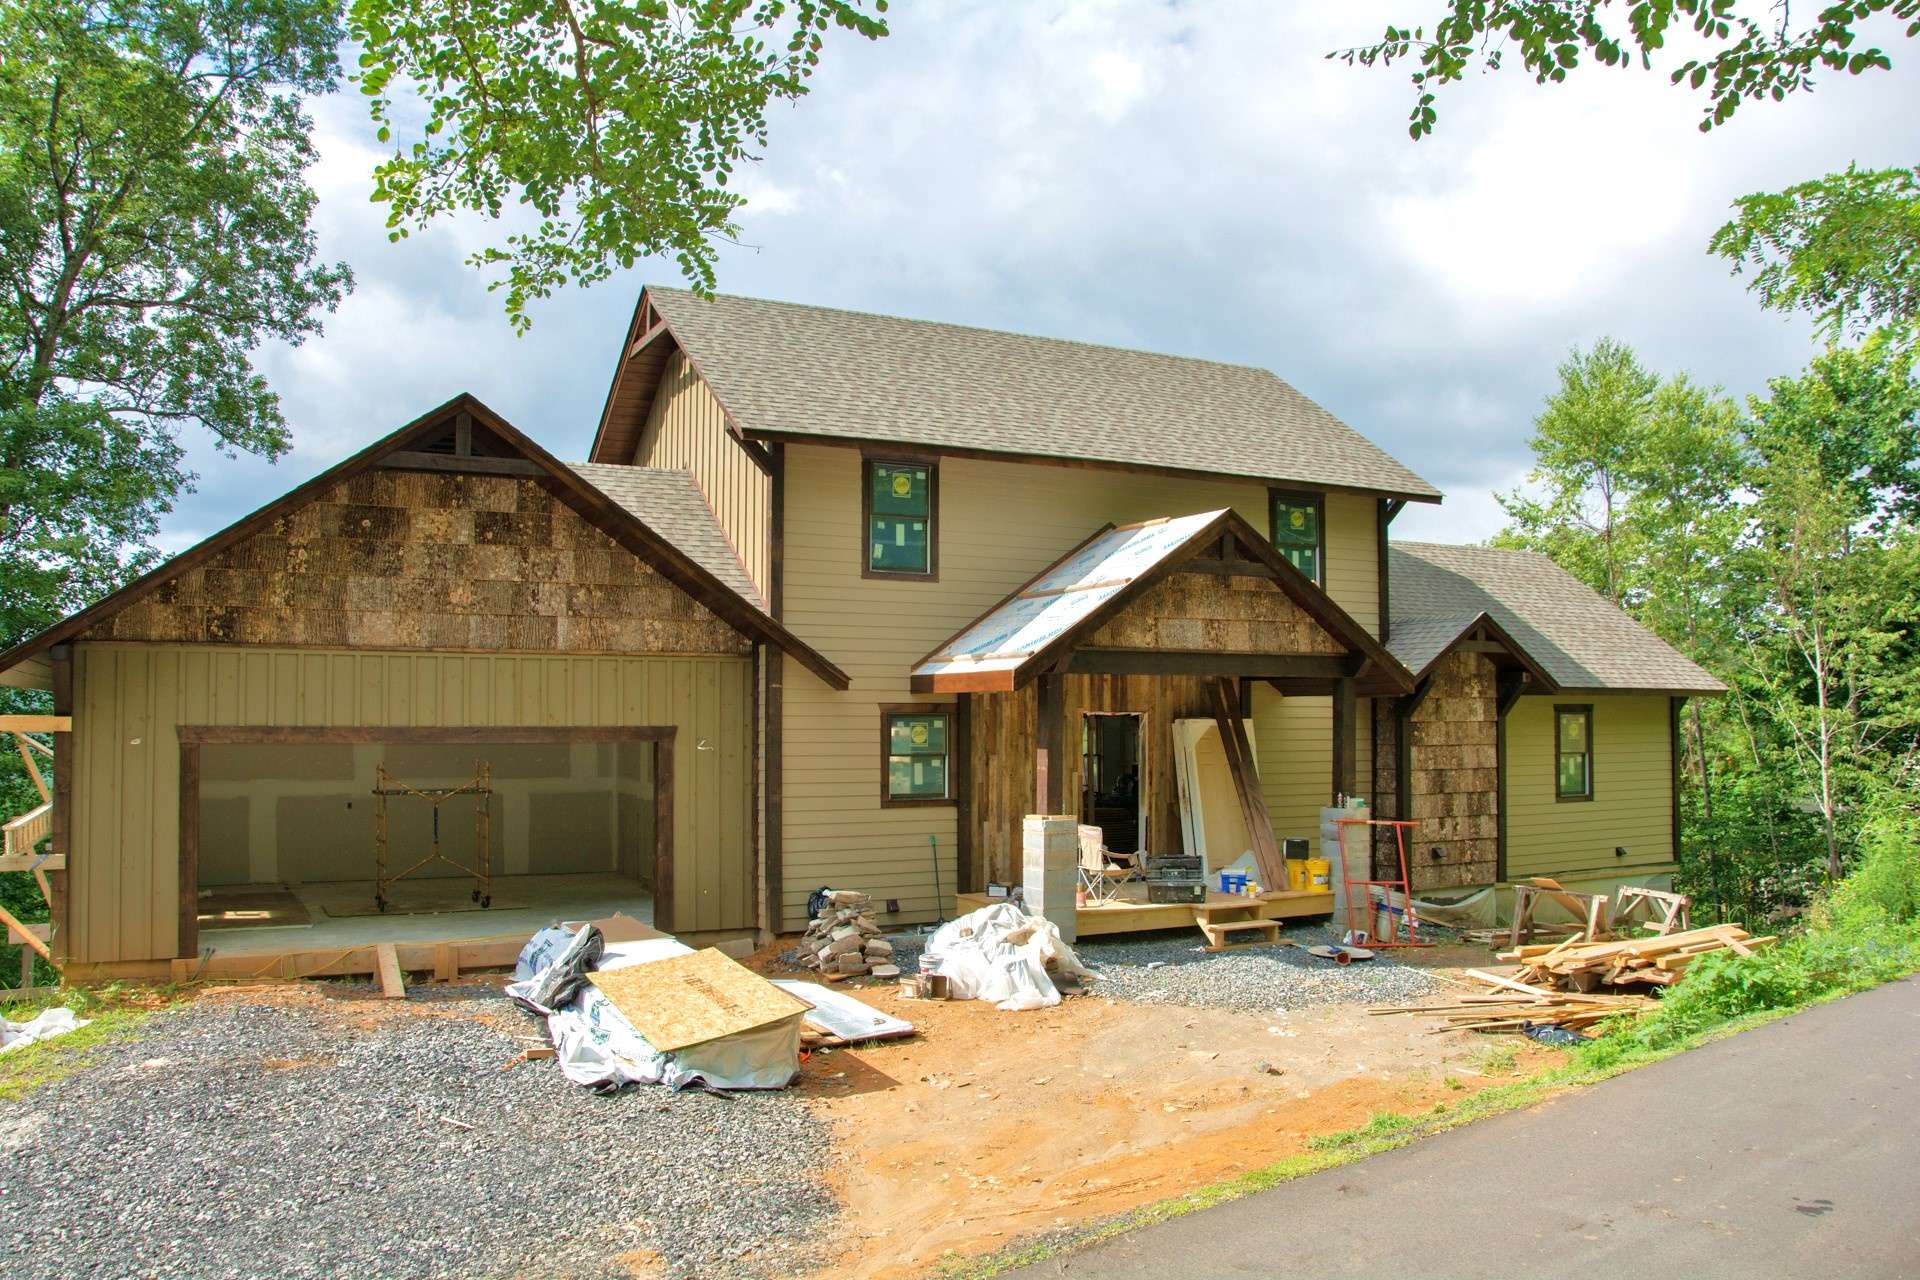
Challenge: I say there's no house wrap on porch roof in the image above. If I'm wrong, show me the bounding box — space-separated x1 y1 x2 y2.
908 508 1413 885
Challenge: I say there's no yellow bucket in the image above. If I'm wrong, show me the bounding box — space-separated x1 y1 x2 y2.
1305 858 1332 892
1285 861 1310 892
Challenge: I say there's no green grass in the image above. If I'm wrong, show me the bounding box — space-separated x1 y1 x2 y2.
0 985 184 1103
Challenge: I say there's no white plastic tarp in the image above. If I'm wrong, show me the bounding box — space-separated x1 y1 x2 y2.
0 1007 88 1053
922 903 1092 1011
507 926 800 1091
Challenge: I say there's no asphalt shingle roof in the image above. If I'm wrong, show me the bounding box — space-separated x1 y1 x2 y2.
1390 542 1724 694
646 288 1441 500
1384 610 1493 681
568 463 767 613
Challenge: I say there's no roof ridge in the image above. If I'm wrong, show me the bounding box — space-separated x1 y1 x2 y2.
647 284 1276 377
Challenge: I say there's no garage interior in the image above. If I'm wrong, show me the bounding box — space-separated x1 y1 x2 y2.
186 731 663 958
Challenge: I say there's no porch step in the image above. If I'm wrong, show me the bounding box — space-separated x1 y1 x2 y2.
1197 918 1281 952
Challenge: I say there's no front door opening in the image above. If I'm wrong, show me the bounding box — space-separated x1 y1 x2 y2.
1081 712 1144 854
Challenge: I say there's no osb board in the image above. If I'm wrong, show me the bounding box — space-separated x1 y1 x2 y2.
588 947 810 1052
1084 575 1345 656
80 469 747 656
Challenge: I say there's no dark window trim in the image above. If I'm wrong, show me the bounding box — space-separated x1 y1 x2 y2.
862 454 939 581
1268 487 1326 586
1554 703 1595 802
879 703 955 807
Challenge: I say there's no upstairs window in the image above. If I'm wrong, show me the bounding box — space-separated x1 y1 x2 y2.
1269 489 1324 584
865 458 937 578
1556 705 1595 801
882 707 951 805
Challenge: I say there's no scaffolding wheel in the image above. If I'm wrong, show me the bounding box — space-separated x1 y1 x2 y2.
481 895 491 909
471 889 480 903
375 896 387 913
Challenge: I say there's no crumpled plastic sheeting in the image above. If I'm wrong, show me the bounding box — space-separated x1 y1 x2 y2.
0 1007 89 1053
507 926 799 1092
922 903 1092 1011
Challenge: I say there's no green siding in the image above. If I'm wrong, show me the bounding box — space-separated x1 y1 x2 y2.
67 643 753 963
1504 693 1676 881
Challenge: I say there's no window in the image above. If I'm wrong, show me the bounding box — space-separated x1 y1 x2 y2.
881 707 951 805
1269 489 1324 583
1555 705 1594 801
865 458 937 578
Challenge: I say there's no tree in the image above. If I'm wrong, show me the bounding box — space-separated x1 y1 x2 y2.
1740 404 1920 881
1334 0 1918 139
0 0 350 645
1494 337 1660 602
1711 164 1920 344
350 0 890 332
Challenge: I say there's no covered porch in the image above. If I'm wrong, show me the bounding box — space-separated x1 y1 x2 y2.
911 509 1414 930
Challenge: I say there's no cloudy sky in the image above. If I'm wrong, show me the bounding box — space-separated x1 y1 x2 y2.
178 1 1919 551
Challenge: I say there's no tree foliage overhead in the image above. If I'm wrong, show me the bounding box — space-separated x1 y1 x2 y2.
1334 0 1919 139
1711 163 1920 343
349 0 890 331
0 0 350 644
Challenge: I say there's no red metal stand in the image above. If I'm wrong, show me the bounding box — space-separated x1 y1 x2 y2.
1332 818 1431 948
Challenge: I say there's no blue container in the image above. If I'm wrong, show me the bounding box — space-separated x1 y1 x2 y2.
1217 871 1248 894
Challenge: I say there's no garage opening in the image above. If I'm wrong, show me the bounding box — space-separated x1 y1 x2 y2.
180 727 670 957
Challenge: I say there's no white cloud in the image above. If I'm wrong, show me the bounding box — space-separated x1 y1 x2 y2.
164 0 1920 554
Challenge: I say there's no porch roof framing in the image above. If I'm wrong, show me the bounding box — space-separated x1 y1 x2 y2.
909 508 1413 694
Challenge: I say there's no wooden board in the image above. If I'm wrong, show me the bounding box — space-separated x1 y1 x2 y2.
953 888 1332 938
375 943 406 999
1208 679 1286 887
587 947 810 1053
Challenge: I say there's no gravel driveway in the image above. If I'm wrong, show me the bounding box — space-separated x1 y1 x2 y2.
0 987 833 1280
881 920 1450 1013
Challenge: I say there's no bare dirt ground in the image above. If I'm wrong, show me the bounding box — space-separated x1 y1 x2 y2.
773 976 1560 1280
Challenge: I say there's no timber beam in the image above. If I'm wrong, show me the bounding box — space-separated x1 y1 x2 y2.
1065 649 1364 679
378 452 546 478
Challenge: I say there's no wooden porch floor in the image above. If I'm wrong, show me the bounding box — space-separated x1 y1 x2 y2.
954 885 1333 938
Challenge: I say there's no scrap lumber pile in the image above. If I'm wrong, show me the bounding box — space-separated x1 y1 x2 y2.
1372 984 1655 1034
1499 923 1775 990
799 891 900 979
1374 923 1772 1036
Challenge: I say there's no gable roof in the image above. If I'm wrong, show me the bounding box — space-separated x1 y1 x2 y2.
568 463 767 613
911 508 1411 693
593 287 1442 501
1390 542 1725 695
0 395 849 691
1386 609 1560 691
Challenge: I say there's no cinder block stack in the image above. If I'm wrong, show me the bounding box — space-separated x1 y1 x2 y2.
800 890 900 979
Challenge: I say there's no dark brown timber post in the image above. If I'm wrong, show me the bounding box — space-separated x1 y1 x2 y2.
1035 673 1066 815
1331 675 1356 802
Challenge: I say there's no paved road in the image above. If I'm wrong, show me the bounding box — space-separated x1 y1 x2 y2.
1007 977 1920 1279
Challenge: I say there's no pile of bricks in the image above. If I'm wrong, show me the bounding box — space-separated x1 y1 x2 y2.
801 891 900 979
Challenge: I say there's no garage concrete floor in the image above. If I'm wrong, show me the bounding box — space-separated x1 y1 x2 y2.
203 872 654 956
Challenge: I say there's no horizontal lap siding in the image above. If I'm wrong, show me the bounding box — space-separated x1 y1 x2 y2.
778 445 1272 931
637 351 771 602
1250 687 1372 846
68 644 752 963
1505 693 1675 880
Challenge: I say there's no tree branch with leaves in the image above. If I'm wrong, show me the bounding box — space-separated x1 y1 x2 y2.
349 0 889 332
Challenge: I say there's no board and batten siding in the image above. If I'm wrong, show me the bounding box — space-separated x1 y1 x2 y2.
775 442 1382 931
634 350 772 602
67 643 753 964
1504 693 1676 881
